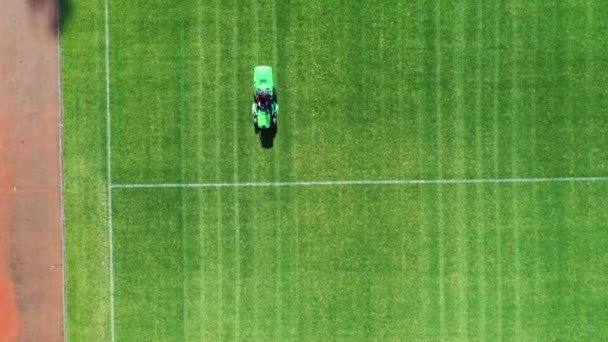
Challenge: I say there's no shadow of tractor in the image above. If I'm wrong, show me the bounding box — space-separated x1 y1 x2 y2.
260 125 277 149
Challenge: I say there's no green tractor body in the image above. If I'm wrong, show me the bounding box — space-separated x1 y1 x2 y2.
253 66 278 131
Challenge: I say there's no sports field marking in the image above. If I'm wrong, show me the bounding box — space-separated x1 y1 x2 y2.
510 0 523 336
56 0 68 338
111 176 608 189
103 0 115 340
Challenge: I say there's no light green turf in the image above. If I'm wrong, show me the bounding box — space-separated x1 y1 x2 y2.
109 184 608 340
62 0 608 340
61 0 111 340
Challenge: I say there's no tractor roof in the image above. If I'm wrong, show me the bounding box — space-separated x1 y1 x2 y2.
254 66 274 92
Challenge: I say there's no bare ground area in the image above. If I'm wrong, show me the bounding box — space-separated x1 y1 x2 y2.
0 0 64 341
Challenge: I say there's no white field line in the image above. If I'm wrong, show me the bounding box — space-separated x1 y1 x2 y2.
111 176 608 189
56 0 68 340
104 0 115 340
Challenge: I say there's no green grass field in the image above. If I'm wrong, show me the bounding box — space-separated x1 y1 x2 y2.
62 0 608 340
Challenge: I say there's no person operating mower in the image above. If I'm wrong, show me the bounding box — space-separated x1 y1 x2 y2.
255 87 272 112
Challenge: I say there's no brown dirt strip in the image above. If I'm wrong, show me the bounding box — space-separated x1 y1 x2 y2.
0 0 64 341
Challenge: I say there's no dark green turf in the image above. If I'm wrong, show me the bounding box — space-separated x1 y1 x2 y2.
62 0 608 340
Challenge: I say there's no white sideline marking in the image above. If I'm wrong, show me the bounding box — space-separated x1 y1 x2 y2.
111 176 608 189
56 0 68 340
104 0 115 340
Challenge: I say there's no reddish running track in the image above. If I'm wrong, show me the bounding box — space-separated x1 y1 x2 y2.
0 0 64 341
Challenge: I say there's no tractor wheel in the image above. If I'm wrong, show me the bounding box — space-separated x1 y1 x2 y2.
272 87 277 102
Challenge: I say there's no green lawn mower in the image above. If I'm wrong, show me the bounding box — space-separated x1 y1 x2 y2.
252 66 278 133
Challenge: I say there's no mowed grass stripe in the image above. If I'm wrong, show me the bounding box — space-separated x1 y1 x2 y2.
417 1 436 337
195 0 208 337
233 0 257 337
455 1 469 337
462 0 482 338
560 2 585 339
437 0 479 322
278 1 300 337
109 2 185 184
217 3 241 339
234 4 258 336
112 190 182 341
508 0 523 337
108 1 203 340
437 0 462 337
273 2 300 333
353 3 407 327
395 2 407 335
62 0 111 339
281 4 305 323
433 0 446 337
286 3 321 338
547 3 566 336
530 1 542 335
529 1 541 336
213 0 223 337
196 1 221 338
472 0 487 338
395 1 418 337
501 1 520 339
270 0 282 337
252 0 277 338
585 0 606 176
230 0 241 338
436 1 471 338
177 20 188 340
414 0 426 181
411 6 437 338
491 0 503 339
477 0 499 338
250 0 261 337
